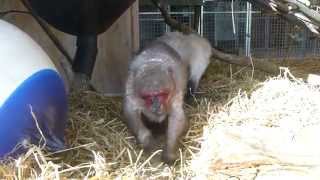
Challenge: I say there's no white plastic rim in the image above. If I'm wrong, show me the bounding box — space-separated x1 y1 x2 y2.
0 19 57 107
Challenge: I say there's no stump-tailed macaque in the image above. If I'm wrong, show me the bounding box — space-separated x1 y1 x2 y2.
123 32 211 164
157 31 212 96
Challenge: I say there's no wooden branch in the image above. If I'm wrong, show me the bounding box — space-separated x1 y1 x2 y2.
20 0 73 65
249 0 320 36
150 0 279 75
0 10 30 17
150 0 194 34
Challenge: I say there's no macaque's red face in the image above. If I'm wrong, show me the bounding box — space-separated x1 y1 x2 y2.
135 66 174 116
140 90 170 114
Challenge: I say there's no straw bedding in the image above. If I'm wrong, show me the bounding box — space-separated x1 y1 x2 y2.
0 59 319 179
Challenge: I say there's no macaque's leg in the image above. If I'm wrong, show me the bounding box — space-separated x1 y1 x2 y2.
187 80 196 98
188 58 209 95
123 98 155 151
162 94 188 164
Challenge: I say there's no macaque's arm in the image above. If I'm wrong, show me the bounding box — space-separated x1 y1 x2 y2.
162 93 188 164
123 97 155 151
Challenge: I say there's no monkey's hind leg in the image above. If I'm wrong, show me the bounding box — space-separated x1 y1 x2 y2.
187 57 209 97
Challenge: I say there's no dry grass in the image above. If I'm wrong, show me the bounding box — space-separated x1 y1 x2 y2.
274 58 320 78
0 59 319 179
191 66 320 179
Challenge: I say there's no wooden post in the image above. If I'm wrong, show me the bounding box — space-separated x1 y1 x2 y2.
91 1 139 96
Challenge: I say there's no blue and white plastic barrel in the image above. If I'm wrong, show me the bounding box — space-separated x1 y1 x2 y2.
0 20 68 158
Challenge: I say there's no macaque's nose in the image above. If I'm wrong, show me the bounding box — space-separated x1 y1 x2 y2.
151 96 161 113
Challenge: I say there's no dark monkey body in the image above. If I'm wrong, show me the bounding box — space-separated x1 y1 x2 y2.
123 32 212 164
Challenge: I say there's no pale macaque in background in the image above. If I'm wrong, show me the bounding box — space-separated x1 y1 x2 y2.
157 31 212 96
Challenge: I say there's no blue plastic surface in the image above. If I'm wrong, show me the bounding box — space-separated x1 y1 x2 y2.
0 69 68 158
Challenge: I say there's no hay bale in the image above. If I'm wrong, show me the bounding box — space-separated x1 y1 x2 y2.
308 74 320 86
191 68 320 179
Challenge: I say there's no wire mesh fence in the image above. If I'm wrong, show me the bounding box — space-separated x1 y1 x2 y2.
139 0 320 59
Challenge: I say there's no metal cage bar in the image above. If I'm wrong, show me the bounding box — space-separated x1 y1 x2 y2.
139 0 320 59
